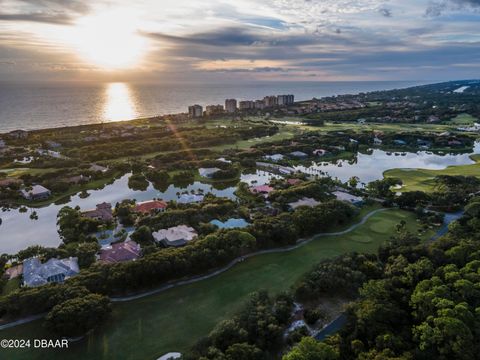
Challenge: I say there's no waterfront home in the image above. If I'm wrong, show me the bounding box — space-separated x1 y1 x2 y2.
333 191 364 206
393 139 407 146
256 161 295 175
65 174 90 185
152 225 198 247
20 185 51 201
210 218 249 229
289 151 308 159
45 140 61 148
250 185 274 197
288 197 321 210
5 264 23 279
8 129 28 139
264 154 284 162
83 202 113 222
198 167 221 178
448 140 463 147
373 137 383 146
89 163 109 173
313 149 328 157
134 200 168 214
217 157 232 163
178 194 204 204
22 257 79 287
99 240 141 263
0 178 23 188
416 139 432 148
287 178 302 186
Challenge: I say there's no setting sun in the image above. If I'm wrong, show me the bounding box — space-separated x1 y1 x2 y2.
72 10 147 69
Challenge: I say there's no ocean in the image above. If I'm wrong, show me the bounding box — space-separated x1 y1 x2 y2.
0 80 427 133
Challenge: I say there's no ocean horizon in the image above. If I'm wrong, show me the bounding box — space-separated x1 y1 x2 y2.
0 80 428 133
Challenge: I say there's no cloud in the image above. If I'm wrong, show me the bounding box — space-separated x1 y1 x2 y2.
378 8 393 17
425 0 480 17
0 12 73 25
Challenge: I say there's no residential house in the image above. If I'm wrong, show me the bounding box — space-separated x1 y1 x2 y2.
289 151 308 159
287 178 302 186
250 185 274 197
373 137 383 146
288 197 321 210
22 257 79 287
264 154 284 162
20 185 51 201
99 240 141 263
313 149 328 157
152 225 198 247
0 139 5 148
393 139 407 146
89 163 109 173
448 140 463 147
217 157 232 163
83 202 113 222
45 140 61 148
198 167 221 178
333 191 364 206
0 178 23 188
65 175 90 185
134 200 167 214
4 264 23 279
8 129 28 139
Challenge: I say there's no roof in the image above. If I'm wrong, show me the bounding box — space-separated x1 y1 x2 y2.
134 200 168 213
264 154 284 161
22 257 79 287
20 185 50 198
89 163 109 172
0 178 22 187
198 167 221 177
333 191 363 203
99 240 141 263
250 185 274 194
289 151 308 158
83 202 113 221
152 225 197 246
287 178 302 185
289 197 321 210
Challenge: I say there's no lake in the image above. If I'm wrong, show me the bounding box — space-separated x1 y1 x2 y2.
0 144 478 254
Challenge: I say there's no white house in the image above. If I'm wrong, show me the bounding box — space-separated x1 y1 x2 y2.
20 185 51 201
198 167 220 178
153 225 198 247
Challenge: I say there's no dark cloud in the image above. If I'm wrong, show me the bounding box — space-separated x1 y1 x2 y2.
17 0 90 14
0 12 73 25
206 66 289 73
378 8 393 17
425 0 480 17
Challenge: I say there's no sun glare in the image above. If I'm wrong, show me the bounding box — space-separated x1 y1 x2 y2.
73 10 146 69
103 83 137 121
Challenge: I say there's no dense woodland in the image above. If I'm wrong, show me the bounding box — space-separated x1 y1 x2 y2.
186 196 480 360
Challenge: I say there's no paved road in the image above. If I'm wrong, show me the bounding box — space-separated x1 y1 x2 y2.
0 208 389 329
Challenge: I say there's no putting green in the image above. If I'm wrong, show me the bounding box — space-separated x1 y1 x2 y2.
384 154 480 192
1 209 431 360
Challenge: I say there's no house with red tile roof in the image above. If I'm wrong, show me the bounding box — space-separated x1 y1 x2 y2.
99 240 141 263
134 200 168 214
249 185 274 197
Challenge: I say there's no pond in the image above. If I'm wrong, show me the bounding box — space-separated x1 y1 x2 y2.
0 170 277 254
294 141 480 184
210 218 249 229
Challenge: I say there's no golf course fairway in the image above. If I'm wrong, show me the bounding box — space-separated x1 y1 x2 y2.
1 208 431 360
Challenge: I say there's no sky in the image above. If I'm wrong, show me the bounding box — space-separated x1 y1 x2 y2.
0 0 479 82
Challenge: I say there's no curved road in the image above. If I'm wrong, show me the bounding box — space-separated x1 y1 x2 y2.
0 208 388 330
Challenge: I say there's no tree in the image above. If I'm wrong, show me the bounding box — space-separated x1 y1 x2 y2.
282 337 339 360
225 343 263 360
130 225 154 245
44 294 111 337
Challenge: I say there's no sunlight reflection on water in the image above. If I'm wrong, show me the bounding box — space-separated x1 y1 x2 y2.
103 82 137 122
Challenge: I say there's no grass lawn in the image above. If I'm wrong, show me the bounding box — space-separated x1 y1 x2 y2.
450 113 479 125
384 154 480 192
0 277 21 296
1 208 433 360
